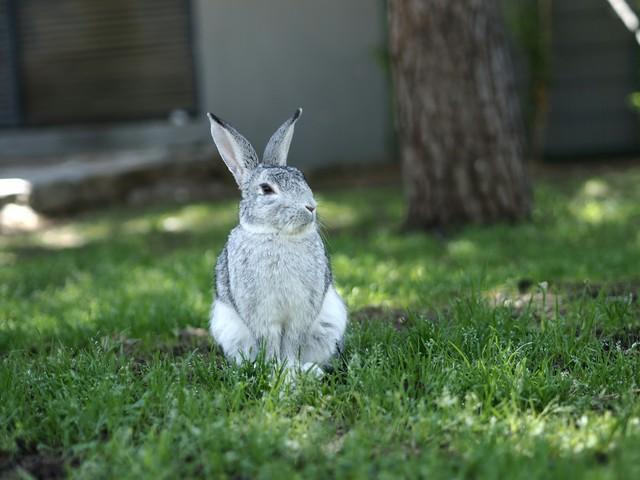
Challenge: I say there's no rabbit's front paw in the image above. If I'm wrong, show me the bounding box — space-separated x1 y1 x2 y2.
300 362 324 378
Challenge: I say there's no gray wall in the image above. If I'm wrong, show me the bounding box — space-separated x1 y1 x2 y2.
192 0 393 168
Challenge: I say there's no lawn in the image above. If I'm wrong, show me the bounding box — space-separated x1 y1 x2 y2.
1 166 639 479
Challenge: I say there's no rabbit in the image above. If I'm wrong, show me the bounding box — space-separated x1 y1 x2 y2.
207 108 347 374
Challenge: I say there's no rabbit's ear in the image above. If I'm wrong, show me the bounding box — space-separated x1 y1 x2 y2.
207 113 259 186
263 108 302 166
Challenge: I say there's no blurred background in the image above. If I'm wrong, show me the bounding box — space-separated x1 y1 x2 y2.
0 0 639 223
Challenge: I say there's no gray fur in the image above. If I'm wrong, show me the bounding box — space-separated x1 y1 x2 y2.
207 113 259 186
214 246 237 310
207 111 347 369
263 108 302 166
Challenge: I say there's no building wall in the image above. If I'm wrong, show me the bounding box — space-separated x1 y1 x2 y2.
192 0 393 168
4 0 636 167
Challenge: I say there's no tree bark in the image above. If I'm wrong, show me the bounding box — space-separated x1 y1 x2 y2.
388 0 532 229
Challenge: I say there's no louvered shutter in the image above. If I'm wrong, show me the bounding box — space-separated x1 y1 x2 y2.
17 0 195 125
0 0 20 126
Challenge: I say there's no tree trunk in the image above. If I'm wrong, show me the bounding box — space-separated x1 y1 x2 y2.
388 0 532 230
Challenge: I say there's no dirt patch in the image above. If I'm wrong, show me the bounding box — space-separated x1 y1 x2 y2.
351 306 413 330
598 326 640 353
0 438 78 480
491 279 640 319
560 281 639 303
518 279 639 302
489 282 562 318
590 388 640 411
107 327 220 369
518 278 640 298
594 451 610 465
163 326 214 357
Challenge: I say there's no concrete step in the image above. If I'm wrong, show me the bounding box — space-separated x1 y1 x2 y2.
0 145 231 215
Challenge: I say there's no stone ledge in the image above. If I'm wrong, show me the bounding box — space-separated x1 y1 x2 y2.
0 145 232 215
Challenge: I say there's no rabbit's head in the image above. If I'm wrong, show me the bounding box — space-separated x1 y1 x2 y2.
207 109 317 235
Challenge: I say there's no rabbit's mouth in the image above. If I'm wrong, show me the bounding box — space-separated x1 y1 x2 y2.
280 215 316 236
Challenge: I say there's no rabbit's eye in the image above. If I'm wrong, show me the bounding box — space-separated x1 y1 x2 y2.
260 183 275 195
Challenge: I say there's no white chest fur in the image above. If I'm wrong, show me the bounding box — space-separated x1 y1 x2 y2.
226 227 327 337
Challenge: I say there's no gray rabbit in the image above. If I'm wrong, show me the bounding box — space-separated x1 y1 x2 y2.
207 109 347 374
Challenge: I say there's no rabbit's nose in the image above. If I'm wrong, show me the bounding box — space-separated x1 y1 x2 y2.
305 205 316 213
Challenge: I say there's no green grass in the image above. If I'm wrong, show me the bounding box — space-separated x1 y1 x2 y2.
1 167 640 479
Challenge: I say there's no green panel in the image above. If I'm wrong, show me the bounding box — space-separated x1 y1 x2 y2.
545 0 640 157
